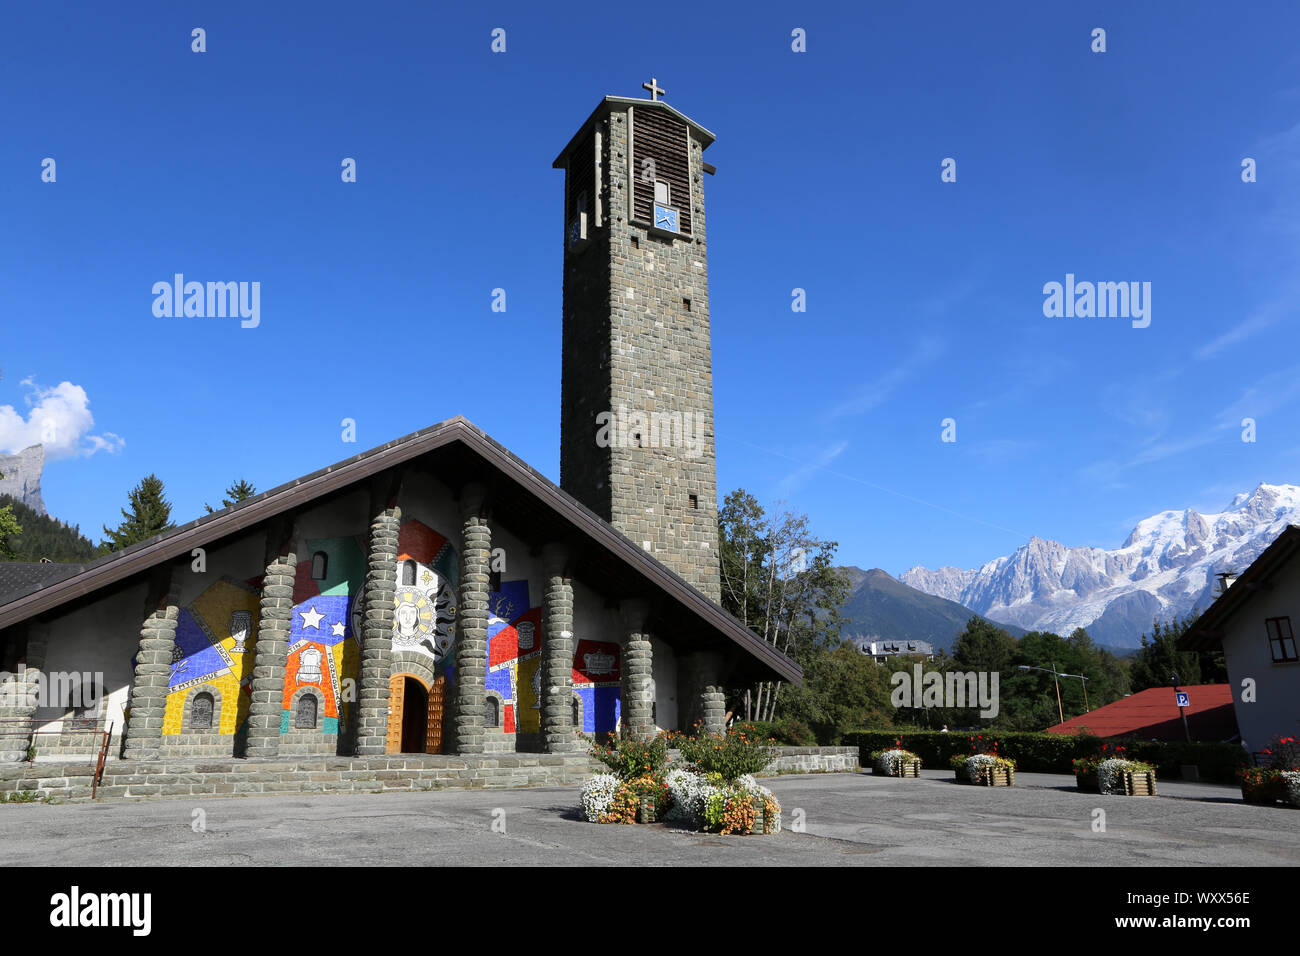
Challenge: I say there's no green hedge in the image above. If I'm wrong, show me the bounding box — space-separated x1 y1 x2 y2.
842 730 1248 783
732 719 819 747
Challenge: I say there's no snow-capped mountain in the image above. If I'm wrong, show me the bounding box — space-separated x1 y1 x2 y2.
899 483 1300 647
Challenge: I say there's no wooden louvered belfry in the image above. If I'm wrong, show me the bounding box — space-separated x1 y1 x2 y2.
630 106 692 236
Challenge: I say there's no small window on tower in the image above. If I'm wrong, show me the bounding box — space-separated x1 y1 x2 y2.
654 180 670 205
689 495 698 510
631 235 639 249
683 297 692 312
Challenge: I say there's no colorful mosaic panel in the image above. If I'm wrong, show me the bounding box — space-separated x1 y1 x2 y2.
487 579 541 735
572 639 621 734
392 520 458 676
161 578 260 736
281 536 365 734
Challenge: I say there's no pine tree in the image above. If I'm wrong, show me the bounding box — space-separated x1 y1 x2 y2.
101 474 174 553
0 495 96 562
204 479 258 514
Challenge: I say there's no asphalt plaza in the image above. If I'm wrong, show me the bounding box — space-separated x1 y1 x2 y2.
0 769 1295 867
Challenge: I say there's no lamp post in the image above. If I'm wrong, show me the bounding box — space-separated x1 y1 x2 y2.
1018 663 1064 724
1059 672 1091 712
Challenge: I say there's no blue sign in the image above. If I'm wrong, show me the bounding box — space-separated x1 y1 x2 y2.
1175 691 1190 708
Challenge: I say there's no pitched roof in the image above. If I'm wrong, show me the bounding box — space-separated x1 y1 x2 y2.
1181 524 1300 651
0 417 799 684
1046 684 1238 742
0 562 85 605
553 95 716 168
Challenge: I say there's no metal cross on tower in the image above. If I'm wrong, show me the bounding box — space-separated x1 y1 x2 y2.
641 77 665 101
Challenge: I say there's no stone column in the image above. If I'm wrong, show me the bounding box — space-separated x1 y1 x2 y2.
123 569 181 759
0 624 45 762
451 485 490 755
680 650 726 736
619 599 654 740
244 550 298 758
540 543 578 753
355 505 401 756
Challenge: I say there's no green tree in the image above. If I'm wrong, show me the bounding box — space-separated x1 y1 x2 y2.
951 616 1017 673
777 643 896 742
1128 612 1222 690
204 478 258 514
101 474 174 553
0 470 21 560
717 489 851 721
0 494 97 562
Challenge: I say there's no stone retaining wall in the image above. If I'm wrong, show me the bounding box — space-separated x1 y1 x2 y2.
0 746 858 804
0 753 602 803
761 746 860 775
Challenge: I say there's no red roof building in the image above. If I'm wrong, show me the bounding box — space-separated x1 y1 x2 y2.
1046 684 1238 742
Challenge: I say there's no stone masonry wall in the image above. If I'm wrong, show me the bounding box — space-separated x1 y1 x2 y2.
0 754 601 803
560 103 721 603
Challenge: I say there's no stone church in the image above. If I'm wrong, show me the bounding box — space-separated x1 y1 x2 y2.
0 85 799 768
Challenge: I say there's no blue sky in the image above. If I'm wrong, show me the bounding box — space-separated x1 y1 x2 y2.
2 1 1298 576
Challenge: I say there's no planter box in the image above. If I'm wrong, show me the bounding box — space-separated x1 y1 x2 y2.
974 765 1015 787
1122 770 1157 797
1240 775 1284 805
875 758 921 778
750 795 782 834
638 797 658 824
1075 771 1099 793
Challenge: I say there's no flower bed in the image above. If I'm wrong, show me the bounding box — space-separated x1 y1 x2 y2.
1240 736 1300 807
579 729 781 834
871 747 921 777
965 753 1016 787
1098 757 1157 796
951 736 1014 786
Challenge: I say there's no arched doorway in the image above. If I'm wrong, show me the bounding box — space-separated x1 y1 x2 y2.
385 673 447 754
400 677 428 753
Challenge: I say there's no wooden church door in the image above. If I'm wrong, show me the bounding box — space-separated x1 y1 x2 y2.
426 674 446 754
385 673 405 754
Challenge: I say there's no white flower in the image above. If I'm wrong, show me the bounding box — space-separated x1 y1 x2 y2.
580 773 621 822
1282 770 1300 807
665 768 719 826
1097 758 1148 795
874 749 916 776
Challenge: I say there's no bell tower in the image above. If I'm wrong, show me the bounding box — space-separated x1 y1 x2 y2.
553 81 721 603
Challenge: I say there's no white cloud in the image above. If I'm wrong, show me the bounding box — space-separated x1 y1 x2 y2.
0 379 124 459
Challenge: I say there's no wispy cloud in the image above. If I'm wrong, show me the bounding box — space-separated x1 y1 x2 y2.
741 438 1028 541
825 337 945 421
1195 291 1296 361
774 439 849 496
1081 363 1300 482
